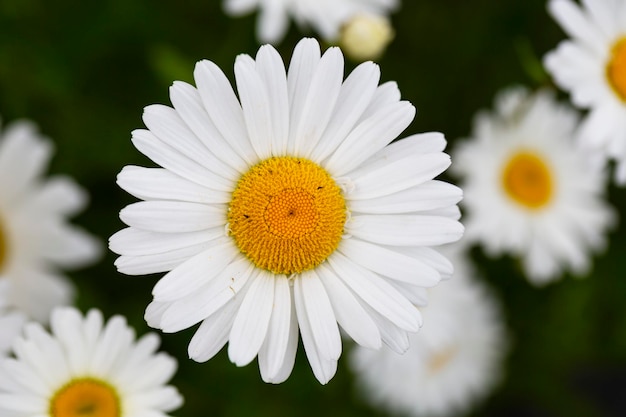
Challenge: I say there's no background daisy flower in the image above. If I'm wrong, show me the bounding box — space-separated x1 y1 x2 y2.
110 38 464 384
452 87 615 285
0 119 101 322
350 247 508 417
544 0 626 183
222 0 398 44
0 307 183 417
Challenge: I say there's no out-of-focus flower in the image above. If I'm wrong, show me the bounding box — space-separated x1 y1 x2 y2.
544 0 626 183
452 87 615 285
0 307 183 416
0 281 25 355
110 38 463 384
222 0 398 44
350 246 508 417
0 119 101 322
339 13 395 61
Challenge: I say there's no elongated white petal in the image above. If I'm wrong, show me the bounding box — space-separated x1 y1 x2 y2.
120 201 226 233
109 227 223 256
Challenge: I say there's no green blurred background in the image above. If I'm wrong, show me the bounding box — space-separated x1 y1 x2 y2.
1 0 625 416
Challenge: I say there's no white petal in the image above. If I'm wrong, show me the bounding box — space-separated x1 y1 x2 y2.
316 263 381 349
287 38 321 155
359 81 401 121
294 47 344 158
235 54 273 160
328 252 422 332
187 297 242 362
311 61 380 163
109 227 223 256
347 214 464 246
152 238 238 301
339 238 441 287
119 201 226 233
228 270 275 367
169 81 248 173
255 45 290 156
349 181 463 214
117 166 231 204
194 60 258 166
324 101 416 176
361 303 412 353
114 242 215 275
27 176 87 216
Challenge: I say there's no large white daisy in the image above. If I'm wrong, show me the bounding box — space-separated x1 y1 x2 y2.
452 87 615 285
0 307 183 417
223 0 398 44
350 247 508 417
0 281 25 356
109 38 464 384
0 119 101 322
543 0 626 182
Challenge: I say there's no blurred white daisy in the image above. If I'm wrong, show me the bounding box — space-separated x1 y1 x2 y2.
544 0 626 182
0 281 25 356
0 307 183 416
0 119 101 322
110 38 463 384
350 247 508 417
452 87 615 285
223 0 398 44
340 13 395 61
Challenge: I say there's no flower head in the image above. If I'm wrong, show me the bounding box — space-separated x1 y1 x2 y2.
0 307 183 416
544 0 626 183
0 118 101 322
452 87 615 284
110 38 463 384
223 0 398 44
350 247 508 417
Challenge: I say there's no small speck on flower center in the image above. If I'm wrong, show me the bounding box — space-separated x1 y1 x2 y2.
502 151 553 209
228 157 346 275
50 378 121 417
607 37 626 102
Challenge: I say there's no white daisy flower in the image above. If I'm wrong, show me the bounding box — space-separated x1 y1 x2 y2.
349 248 508 417
0 119 101 322
109 38 464 384
0 281 25 356
0 307 183 417
452 87 615 285
543 0 626 182
223 0 398 44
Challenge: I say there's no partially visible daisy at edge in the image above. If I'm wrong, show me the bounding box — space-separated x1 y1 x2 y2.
452 87 615 285
0 118 101 322
109 38 464 384
544 0 626 183
0 281 25 356
222 0 398 45
0 307 183 417
350 245 508 417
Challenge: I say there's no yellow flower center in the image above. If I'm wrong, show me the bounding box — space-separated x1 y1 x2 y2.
502 151 553 209
607 36 626 102
50 378 121 417
0 222 6 272
228 157 346 275
427 346 457 374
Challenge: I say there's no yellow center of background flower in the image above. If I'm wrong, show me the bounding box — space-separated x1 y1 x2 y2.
50 378 120 417
228 157 346 275
427 346 457 374
607 37 626 101
0 223 6 272
502 151 553 209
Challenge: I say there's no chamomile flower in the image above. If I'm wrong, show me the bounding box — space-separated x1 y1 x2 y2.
544 0 626 182
0 307 183 417
350 249 508 417
0 281 25 355
223 0 398 44
452 87 615 285
110 38 464 384
0 118 101 322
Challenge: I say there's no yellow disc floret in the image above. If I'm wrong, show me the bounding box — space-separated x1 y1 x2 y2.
502 151 553 209
0 220 7 273
607 36 626 102
228 157 346 275
50 378 121 417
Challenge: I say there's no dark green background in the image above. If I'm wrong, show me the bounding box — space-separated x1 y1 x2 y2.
1 1 625 416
